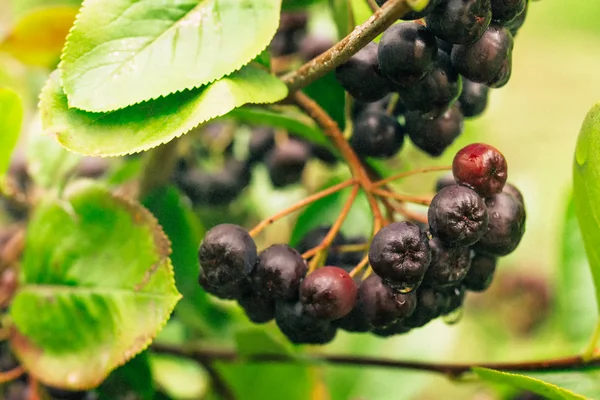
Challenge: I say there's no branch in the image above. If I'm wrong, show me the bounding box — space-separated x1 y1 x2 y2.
282 0 411 92
152 343 600 378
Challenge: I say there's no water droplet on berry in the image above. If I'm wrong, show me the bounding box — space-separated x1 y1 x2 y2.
442 307 463 325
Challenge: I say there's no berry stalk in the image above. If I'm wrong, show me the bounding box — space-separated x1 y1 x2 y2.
372 188 433 206
373 165 452 188
0 366 25 384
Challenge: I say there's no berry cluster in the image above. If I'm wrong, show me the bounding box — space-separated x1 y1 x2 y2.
336 0 527 158
197 143 526 344
173 124 338 207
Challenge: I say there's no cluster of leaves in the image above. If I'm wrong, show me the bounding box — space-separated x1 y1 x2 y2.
0 0 600 399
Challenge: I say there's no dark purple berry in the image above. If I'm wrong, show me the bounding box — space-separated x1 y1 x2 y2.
77 157 109 178
310 144 338 165
437 38 454 55
300 35 334 61
440 285 466 315
459 79 489 117
350 110 405 159
372 319 412 337
45 387 88 400
435 173 456 192
352 94 406 119
428 185 489 247
198 272 249 299
504 1 527 36
399 50 462 116
503 182 524 205
453 143 508 197
463 253 497 291
491 0 526 23
266 139 311 187
368 221 431 292
252 244 307 300
426 0 492 45
451 24 514 87
248 127 275 165
334 297 371 332
300 266 358 320
275 301 337 344
198 224 257 286
403 286 447 328
279 12 308 32
360 274 417 328
406 103 464 157
473 192 526 256
378 22 438 87
296 226 346 266
238 294 276 323
335 42 392 102
424 238 472 288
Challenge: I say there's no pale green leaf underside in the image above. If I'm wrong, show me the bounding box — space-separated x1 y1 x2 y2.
573 102 600 310
40 66 288 156
474 368 587 400
60 0 282 112
10 182 180 389
0 88 23 177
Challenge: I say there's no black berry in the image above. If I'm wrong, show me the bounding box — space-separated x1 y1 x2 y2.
440 285 466 315
368 221 431 292
198 272 249 299
266 139 311 187
435 173 457 192
426 0 492 45
473 192 526 256
238 294 276 323
360 274 417 328
504 1 528 36
452 143 508 197
45 387 88 400
334 296 371 332
248 127 275 165
451 24 514 87
300 266 358 320
198 224 257 286
463 252 497 291
503 182 524 205
252 244 307 300
310 144 338 165
406 103 464 157
350 110 405 159
459 79 490 118
491 0 526 24
403 286 446 328
300 35 334 61
297 226 346 266
378 22 438 87
335 42 392 102
275 301 337 344
424 238 472 288
428 185 489 247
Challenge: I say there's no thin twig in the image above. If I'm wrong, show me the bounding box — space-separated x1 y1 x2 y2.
249 179 356 238
366 0 380 13
198 357 236 400
372 189 432 206
282 0 411 92
0 366 25 384
349 254 369 278
373 165 452 188
152 344 600 378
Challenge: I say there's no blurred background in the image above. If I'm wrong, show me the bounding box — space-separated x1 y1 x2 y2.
1 0 600 399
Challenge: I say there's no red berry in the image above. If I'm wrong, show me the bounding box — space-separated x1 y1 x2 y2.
300 266 358 320
452 143 507 197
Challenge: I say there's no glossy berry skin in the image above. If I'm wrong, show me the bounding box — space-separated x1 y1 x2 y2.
441 285 466 315
300 267 358 320
451 24 514 87
372 319 412 337
428 185 489 247
376 0 441 19
248 127 275 165
198 224 257 286
503 182 525 205
297 226 346 266
352 94 406 119
406 103 464 157
360 274 417 328
402 286 447 328
473 192 526 256
368 221 431 292
463 253 497 291
424 238 472 288
335 42 392 102
453 143 508 197
266 139 311 187
491 0 526 23
504 1 527 36
238 294 276 323
253 244 307 300
378 22 438 87
275 301 337 344
399 51 462 115
459 79 490 118
350 110 405 159
199 272 249 300
435 173 456 192
334 298 371 332
176 159 250 206
426 0 492 45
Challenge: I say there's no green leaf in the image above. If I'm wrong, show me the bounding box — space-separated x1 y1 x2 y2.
0 88 23 177
229 106 334 151
26 113 81 189
303 71 346 131
282 0 323 10
40 65 288 156
0 6 78 68
474 368 593 400
329 0 351 39
143 186 232 333
573 102 600 310
11 0 82 18
557 194 598 346
150 354 209 400
97 352 155 400
10 181 181 389
60 0 282 112
235 328 294 357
